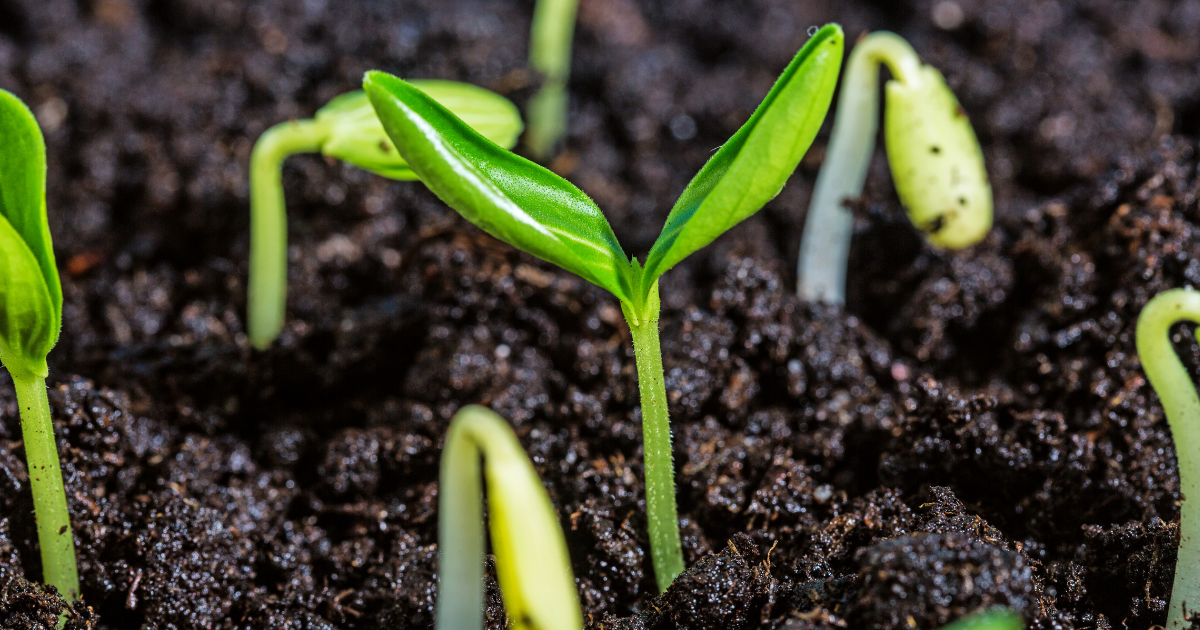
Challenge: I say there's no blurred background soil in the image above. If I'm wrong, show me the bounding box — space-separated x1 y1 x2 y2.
0 0 1198 628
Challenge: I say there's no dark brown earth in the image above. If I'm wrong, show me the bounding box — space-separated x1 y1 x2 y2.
0 0 1199 628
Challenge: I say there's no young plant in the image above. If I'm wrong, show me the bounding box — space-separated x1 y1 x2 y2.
438 405 581 630
943 610 1023 630
0 89 79 602
363 24 844 591
248 81 523 349
525 0 580 160
1136 287 1200 629
795 31 993 303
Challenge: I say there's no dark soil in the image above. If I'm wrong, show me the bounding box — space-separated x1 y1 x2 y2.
0 0 1199 628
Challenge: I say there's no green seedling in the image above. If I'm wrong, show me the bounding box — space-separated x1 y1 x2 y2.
438 405 581 630
942 609 1023 630
525 0 580 160
796 31 992 303
1136 287 1200 629
0 89 79 603
364 24 844 591
248 81 523 349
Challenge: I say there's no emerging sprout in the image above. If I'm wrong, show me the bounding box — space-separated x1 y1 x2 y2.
942 610 1023 630
247 81 523 349
796 31 992 303
1136 288 1200 630
525 0 580 160
438 405 581 630
364 24 844 591
0 88 79 602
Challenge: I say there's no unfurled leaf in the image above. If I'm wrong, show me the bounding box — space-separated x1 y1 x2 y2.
639 24 843 297
0 89 60 378
364 71 631 299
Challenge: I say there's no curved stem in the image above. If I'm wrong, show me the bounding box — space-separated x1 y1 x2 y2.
1136 288 1200 629
247 118 326 349
624 285 685 591
796 32 922 303
525 0 579 160
11 374 78 603
437 409 486 630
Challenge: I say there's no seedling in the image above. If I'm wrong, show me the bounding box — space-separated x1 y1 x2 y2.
364 24 844 591
1136 288 1200 629
942 610 1023 630
796 31 992 303
247 81 523 348
525 0 580 160
438 405 581 630
0 89 79 602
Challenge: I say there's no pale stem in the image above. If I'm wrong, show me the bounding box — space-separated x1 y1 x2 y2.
525 0 579 160
437 411 486 630
796 31 922 303
1136 288 1200 630
624 285 685 592
11 374 79 603
247 118 326 349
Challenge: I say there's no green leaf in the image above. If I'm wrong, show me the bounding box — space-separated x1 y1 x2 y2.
319 82 524 180
364 71 631 299
639 24 844 299
0 88 60 377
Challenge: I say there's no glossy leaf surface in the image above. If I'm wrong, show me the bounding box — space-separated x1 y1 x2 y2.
640 24 843 297
364 71 630 298
0 89 60 378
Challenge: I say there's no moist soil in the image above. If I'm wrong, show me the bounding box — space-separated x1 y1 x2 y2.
1 0 1199 628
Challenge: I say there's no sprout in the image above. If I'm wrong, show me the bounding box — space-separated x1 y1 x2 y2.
524 0 580 161
247 81 523 349
942 610 1023 630
438 405 581 630
796 31 992 303
1136 288 1200 629
364 24 844 591
0 88 79 603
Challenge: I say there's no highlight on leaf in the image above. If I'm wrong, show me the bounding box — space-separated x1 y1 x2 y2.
0 87 80 605
795 31 993 304
247 81 523 349
364 23 844 591
437 405 581 630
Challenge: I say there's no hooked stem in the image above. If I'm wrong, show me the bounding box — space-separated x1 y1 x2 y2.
11 374 79 604
1136 288 1200 630
796 32 922 304
247 118 327 349
623 284 685 592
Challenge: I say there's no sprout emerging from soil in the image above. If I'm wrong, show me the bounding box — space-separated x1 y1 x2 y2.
438 405 581 630
1136 287 1200 630
525 0 580 160
247 82 523 349
796 31 992 304
363 24 844 591
0 88 80 603
944 610 1023 630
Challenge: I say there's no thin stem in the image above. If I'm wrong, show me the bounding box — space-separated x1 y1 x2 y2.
11 374 78 603
1136 288 1200 630
437 409 486 630
796 32 922 303
525 0 579 160
247 118 327 349
624 285 684 592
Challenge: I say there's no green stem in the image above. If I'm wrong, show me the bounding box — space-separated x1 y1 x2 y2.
624 285 684 592
796 32 921 303
525 0 579 160
437 409 486 630
11 374 78 603
1136 288 1200 630
247 118 327 349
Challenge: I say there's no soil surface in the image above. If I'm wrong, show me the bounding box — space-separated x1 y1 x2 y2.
1 0 1199 628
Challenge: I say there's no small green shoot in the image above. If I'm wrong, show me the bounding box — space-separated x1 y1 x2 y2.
941 609 1023 630
0 88 79 603
438 405 581 630
364 24 844 591
796 31 992 303
525 0 580 160
247 81 523 349
1136 288 1200 630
